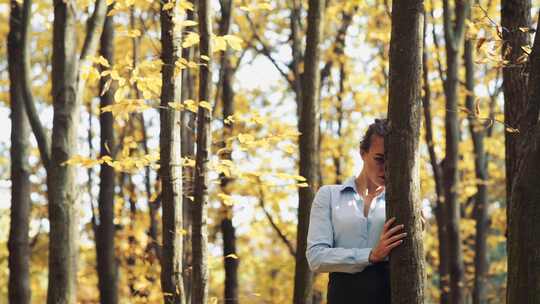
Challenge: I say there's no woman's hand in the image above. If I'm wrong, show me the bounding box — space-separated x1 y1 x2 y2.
369 217 407 263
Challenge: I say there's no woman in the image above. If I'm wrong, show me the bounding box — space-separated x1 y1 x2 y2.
306 119 406 304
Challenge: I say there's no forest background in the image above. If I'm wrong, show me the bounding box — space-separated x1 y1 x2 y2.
0 0 538 303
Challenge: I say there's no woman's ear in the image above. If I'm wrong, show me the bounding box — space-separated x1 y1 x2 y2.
360 148 367 161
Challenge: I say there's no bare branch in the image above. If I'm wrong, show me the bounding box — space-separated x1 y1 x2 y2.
20 0 50 169
79 0 108 62
256 181 296 257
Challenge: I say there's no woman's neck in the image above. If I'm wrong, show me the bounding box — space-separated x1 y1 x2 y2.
355 170 383 198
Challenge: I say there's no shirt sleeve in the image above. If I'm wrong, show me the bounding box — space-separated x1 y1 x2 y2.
306 185 372 274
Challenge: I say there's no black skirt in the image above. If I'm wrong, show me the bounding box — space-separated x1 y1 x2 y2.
327 262 390 304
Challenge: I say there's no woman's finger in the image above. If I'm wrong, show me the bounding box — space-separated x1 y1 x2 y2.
382 217 396 233
383 224 404 239
386 239 404 251
387 232 407 243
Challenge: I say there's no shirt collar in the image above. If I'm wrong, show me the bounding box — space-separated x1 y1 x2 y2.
340 176 386 200
340 176 358 193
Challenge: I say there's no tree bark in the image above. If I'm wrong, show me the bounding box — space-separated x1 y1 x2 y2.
441 1 469 302
192 0 212 301
507 12 540 304
48 0 107 302
96 11 118 304
464 36 489 304
293 1 324 303
7 1 32 303
181 3 196 302
48 2 81 302
217 1 239 304
160 1 185 303
386 1 425 303
501 0 531 216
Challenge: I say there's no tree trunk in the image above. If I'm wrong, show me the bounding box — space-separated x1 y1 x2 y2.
96 11 118 304
48 0 106 302
501 0 531 216
507 12 540 304
7 1 31 303
216 1 239 304
192 0 213 301
441 1 469 302
422 12 449 304
48 2 81 302
386 1 425 303
181 3 196 301
293 1 324 303
160 2 185 303
464 36 489 304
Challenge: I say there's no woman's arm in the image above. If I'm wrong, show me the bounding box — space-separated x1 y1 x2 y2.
306 186 372 274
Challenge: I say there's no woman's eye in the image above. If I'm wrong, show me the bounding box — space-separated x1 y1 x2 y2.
375 158 384 164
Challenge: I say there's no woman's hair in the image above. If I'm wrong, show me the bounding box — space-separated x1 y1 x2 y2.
360 118 389 152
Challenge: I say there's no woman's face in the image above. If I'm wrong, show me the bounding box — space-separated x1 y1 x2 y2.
361 135 385 187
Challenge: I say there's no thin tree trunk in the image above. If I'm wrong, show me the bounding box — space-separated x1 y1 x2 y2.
422 12 449 304
160 1 185 303
130 6 162 262
507 12 540 304
501 0 531 217
7 1 31 302
192 0 212 301
181 3 196 301
464 35 489 304
293 1 325 303
441 1 469 302
216 1 239 303
386 1 425 303
96 11 118 304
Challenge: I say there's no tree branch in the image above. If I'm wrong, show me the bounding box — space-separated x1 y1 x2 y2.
79 0 108 62
256 182 296 257
20 0 51 170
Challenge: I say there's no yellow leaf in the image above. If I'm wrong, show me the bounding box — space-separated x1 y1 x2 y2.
199 100 212 112
521 45 532 54
126 29 141 38
297 183 309 188
237 133 254 144
162 2 174 10
168 101 184 111
179 0 194 11
224 34 243 50
225 253 239 259
200 55 210 61
506 127 519 133
182 32 200 48
213 35 227 52
182 20 198 27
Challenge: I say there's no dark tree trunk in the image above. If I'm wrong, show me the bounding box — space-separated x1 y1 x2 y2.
192 0 213 301
7 1 31 303
441 1 469 302
501 0 531 215
422 12 449 304
96 11 118 304
464 36 489 304
293 1 325 303
160 2 185 303
386 1 425 303
507 12 540 304
217 1 239 304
